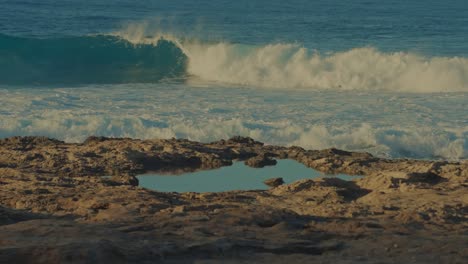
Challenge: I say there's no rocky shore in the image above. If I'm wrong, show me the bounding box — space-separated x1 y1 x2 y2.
0 136 466 263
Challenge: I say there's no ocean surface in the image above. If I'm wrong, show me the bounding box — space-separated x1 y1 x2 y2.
0 0 467 160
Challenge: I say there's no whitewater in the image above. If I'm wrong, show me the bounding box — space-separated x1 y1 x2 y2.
1 0 467 160
1 81 466 159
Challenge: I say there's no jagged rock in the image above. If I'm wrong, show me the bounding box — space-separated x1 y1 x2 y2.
263 177 284 187
227 136 264 146
110 175 139 186
405 172 444 184
0 136 63 151
172 205 186 215
83 136 111 145
245 155 277 168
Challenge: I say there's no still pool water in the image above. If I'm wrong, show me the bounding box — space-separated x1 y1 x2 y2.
137 159 360 193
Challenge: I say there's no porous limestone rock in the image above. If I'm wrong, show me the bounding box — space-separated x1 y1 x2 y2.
0 136 466 263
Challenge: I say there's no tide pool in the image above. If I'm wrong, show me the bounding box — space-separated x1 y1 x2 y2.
137 159 359 193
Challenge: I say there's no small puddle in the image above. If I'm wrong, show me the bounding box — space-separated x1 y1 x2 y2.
137 159 361 193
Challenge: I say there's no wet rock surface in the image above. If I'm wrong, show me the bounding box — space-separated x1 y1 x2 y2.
264 177 285 187
0 136 467 263
245 155 278 168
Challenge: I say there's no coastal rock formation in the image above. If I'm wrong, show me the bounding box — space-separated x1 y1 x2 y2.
0 136 466 263
245 155 278 168
110 174 139 186
263 177 285 187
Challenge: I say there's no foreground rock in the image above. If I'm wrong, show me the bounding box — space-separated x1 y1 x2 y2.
263 177 284 187
0 136 466 263
245 155 278 168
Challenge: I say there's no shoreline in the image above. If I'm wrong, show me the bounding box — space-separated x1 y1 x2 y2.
0 136 467 263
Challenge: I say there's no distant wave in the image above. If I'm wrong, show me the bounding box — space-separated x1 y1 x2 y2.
2 32 468 92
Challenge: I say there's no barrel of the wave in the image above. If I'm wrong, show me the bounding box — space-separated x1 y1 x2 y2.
0 34 189 86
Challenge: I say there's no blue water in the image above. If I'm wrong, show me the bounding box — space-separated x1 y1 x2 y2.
137 159 358 193
2 0 468 55
0 0 467 159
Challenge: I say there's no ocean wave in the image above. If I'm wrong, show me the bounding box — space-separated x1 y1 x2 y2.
2 32 468 92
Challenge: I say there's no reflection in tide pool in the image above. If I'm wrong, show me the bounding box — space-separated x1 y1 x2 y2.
137 159 360 193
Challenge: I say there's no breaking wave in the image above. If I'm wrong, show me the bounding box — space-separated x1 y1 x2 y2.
1 32 468 92
183 44 468 92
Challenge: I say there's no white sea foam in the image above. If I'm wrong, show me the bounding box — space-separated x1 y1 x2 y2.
184 44 468 93
1 114 465 160
0 86 466 160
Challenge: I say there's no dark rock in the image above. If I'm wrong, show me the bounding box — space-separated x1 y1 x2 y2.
227 136 264 146
90 202 110 210
264 177 284 187
83 136 117 145
33 188 51 195
287 146 306 158
83 136 132 145
81 151 100 158
111 175 139 186
0 136 63 150
324 148 353 156
405 172 445 185
245 155 277 168
277 152 288 159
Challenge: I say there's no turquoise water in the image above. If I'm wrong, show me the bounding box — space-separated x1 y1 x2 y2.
0 0 467 160
137 159 359 193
